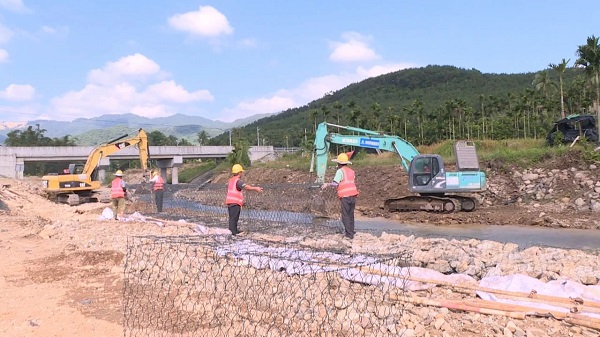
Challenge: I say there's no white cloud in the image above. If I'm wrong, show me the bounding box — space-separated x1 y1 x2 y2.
144 80 213 103
356 63 417 78
329 32 379 63
168 5 233 37
0 105 38 122
238 38 257 48
218 63 415 122
0 48 8 62
41 25 56 34
87 53 162 85
0 84 35 101
50 53 213 120
0 24 13 44
0 0 30 13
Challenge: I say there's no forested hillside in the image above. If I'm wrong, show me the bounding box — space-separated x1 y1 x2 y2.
210 65 593 148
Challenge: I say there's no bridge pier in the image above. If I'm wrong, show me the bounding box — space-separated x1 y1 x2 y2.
156 156 183 184
98 157 110 183
15 159 24 180
0 153 16 179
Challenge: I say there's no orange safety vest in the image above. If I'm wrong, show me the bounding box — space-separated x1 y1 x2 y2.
225 176 244 206
337 166 359 198
110 177 125 198
153 175 164 191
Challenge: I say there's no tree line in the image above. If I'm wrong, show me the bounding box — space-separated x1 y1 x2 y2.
209 35 600 148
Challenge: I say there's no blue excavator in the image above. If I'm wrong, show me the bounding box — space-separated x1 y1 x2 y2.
310 122 486 212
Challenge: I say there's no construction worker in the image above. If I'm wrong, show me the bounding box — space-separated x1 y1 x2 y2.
110 170 127 220
150 170 165 213
225 164 263 235
321 153 359 239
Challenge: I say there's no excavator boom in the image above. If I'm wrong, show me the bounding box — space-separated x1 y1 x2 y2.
312 122 419 183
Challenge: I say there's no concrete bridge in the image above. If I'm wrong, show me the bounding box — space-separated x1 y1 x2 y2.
0 145 276 183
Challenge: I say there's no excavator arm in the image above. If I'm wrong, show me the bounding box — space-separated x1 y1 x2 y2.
311 122 420 183
82 128 150 178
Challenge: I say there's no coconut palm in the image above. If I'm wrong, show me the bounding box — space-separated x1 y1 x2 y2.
575 35 600 134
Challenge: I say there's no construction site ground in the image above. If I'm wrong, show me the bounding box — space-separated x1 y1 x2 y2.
1 151 600 336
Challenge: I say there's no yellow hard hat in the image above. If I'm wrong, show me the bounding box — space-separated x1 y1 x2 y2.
115 170 123 176
332 153 351 164
232 164 244 174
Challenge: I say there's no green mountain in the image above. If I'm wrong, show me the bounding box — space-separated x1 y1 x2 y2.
209 65 590 147
1 112 273 145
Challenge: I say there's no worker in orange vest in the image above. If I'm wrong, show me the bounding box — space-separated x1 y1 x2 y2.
150 170 165 213
321 153 359 239
225 164 263 235
110 170 127 221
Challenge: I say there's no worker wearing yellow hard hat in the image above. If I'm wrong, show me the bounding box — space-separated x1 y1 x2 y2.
110 169 127 220
225 163 263 235
321 152 359 239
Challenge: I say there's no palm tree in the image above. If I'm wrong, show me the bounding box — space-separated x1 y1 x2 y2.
309 109 319 132
349 108 362 127
575 35 600 135
549 58 570 119
321 105 331 122
332 101 343 124
478 94 486 137
370 102 382 130
532 71 556 99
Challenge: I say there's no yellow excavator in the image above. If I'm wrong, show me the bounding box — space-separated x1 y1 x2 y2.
42 129 150 205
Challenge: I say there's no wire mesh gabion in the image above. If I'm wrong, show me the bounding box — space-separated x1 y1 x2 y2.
123 235 412 337
130 183 349 237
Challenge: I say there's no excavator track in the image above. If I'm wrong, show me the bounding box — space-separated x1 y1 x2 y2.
384 195 477 213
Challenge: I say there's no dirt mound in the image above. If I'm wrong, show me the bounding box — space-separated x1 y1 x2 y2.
237 154 600 230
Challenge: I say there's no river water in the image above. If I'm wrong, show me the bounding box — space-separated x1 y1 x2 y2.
356 217 600 251
137 186 600 252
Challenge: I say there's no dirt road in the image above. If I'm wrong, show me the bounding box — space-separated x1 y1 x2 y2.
1 151 600 336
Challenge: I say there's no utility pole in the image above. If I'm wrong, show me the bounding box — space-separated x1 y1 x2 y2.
228 130 232 146
257 127 260 146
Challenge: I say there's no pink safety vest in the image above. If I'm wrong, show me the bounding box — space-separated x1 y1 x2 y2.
337 166 359 198
110 177 125 198
153 175 164 191
225 176 244 206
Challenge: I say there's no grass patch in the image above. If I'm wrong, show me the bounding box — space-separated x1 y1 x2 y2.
253 138 596 171
175 161 217 183
253 151 313 170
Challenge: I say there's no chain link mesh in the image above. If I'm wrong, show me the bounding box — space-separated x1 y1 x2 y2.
124 182 413 336
130 183 349 236
124 235 412 337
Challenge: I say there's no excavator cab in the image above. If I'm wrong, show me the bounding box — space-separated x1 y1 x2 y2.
411 156 440 186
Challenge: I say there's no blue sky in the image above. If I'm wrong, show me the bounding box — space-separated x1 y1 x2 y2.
0 1 598 124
